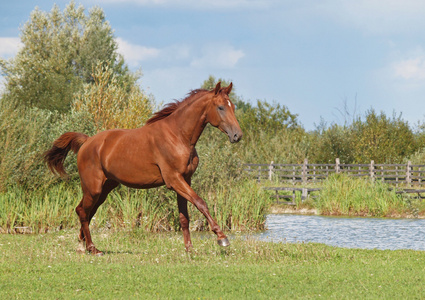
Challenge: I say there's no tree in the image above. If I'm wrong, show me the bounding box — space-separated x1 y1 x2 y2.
73 62 154 131
309 123 353 163
0 1 136 112
350 110 417 163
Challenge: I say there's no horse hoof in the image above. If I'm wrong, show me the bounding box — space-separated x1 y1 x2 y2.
87 245 104 256
217 237 230 247
90 249 104 256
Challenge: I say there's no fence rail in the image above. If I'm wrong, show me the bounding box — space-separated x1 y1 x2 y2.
244 158 425 187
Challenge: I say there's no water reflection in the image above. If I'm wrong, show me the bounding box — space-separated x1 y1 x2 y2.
256 214 425 251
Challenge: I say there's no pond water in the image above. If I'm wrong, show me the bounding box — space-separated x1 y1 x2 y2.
255 214 425 251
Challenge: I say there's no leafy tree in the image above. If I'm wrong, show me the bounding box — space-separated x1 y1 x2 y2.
309 109 418 164
308 123 353 163
0 1 136 112
350 110 417 163
73 62 154 131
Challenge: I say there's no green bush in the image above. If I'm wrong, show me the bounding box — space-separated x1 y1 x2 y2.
0 99 96 191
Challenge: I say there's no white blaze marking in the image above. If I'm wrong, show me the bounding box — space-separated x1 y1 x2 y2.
227 100 231 107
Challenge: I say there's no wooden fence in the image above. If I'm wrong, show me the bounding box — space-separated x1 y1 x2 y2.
244 158 425 187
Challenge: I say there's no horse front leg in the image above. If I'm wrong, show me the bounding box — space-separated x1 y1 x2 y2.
169 175 229 247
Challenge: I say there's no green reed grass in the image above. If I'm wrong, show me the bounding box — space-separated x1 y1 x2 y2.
0 179 269 234
0 183 78 233
316 174 408 216
210 180 268 231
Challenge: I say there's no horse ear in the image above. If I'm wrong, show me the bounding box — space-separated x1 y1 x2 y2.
223 82 233 95
214 82 221 95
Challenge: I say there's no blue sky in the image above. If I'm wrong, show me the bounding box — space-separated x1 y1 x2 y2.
1 0 425 130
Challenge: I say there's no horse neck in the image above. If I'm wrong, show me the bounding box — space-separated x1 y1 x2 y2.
172 95 210 146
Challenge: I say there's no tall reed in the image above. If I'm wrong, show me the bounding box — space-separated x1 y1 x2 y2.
195 180 269 231
0 182 79 233
315 174 407 216
0 179 268 233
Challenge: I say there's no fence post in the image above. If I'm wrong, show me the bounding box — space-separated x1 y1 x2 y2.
369 160 375 182
301 188 308 201
269 161 274 181
302 158 308 184
406 161 412 186
335 158 340 174
257 166 261 183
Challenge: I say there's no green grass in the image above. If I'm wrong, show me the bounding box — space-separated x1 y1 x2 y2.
1 230 425 299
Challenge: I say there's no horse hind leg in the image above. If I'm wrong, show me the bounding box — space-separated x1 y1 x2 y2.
177 194 193 251
76 193 102 255
78 180 119 241
76 180 118 256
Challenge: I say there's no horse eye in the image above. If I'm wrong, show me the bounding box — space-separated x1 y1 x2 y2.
218 106 225 111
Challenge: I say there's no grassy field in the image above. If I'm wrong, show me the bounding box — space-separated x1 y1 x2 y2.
1 229 425 299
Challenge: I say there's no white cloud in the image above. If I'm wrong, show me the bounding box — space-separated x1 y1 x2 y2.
388 47 425 83
0 37 21 58
190 44 245 69
116 37 160 66
393 57 425 81
373 47 425 94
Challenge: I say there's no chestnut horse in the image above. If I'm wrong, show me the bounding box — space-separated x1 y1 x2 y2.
44 82 242 255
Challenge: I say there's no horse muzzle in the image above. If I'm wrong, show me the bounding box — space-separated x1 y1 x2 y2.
227 128 243 143
230 131 242 143
219 124 243 143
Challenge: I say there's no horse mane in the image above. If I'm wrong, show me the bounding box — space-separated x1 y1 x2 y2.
146 89 208 125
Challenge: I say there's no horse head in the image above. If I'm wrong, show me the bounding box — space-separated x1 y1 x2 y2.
207 82 243 143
